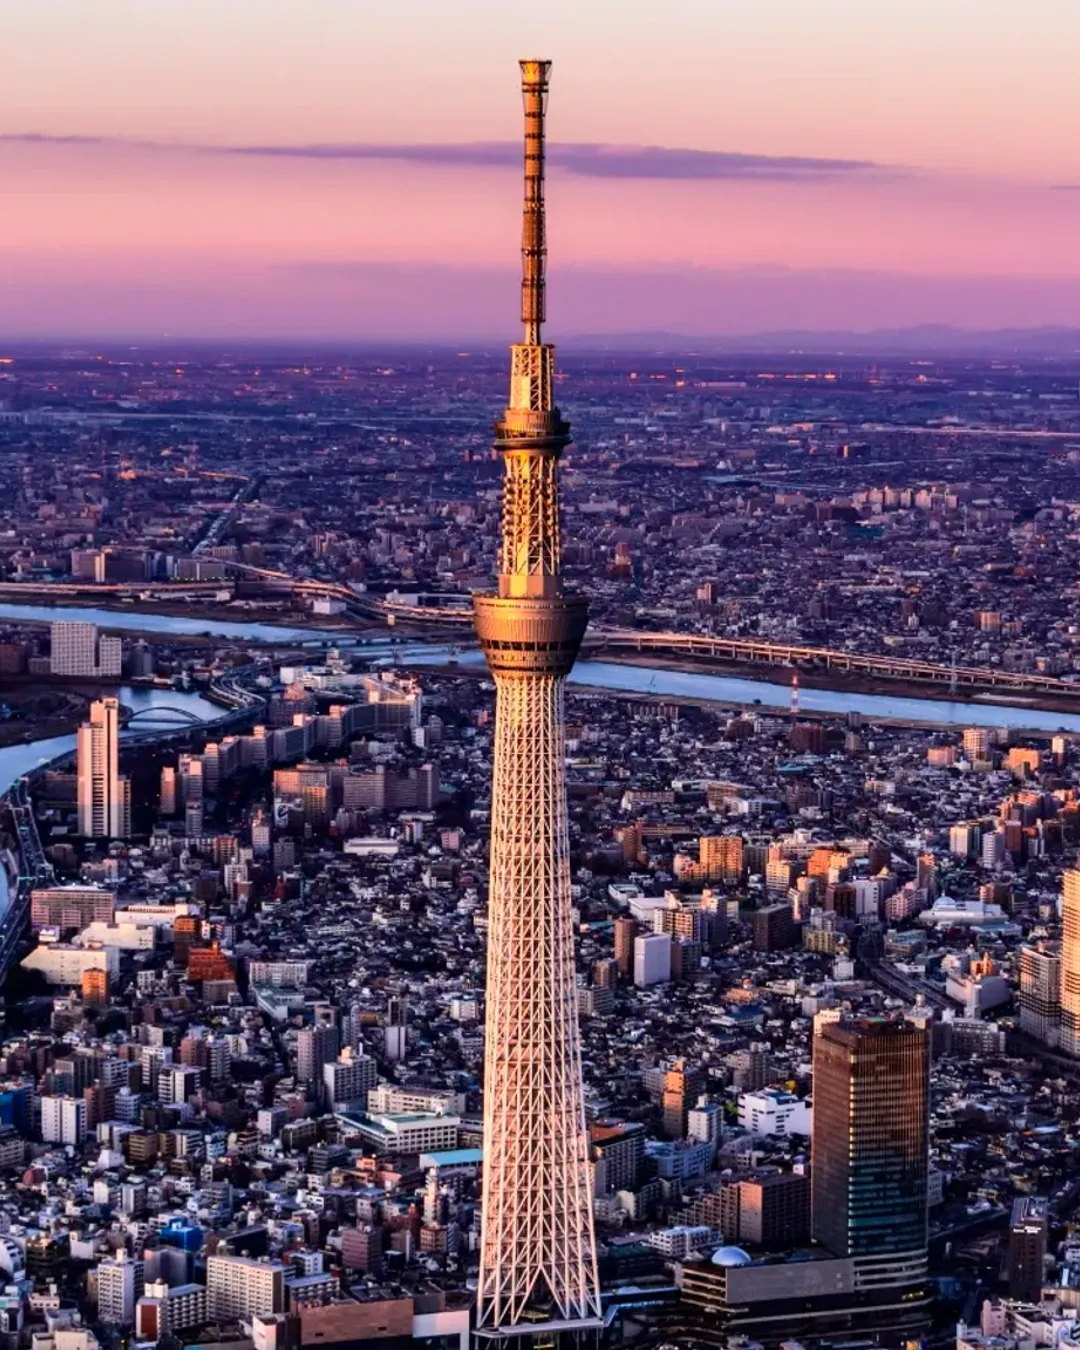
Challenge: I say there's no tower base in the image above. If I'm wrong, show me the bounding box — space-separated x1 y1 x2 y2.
473 1317 607 1350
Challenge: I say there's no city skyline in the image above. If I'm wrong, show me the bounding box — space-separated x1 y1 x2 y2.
3 14 1080 1350
4 2 1080 338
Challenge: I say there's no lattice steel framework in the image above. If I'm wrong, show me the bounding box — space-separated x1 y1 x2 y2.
472 59 602 1345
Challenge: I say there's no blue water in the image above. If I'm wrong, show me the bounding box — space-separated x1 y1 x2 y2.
3 601 1080 733
0 601 351 645
0 685 222 796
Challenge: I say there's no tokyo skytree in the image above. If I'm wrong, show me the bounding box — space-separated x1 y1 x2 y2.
472 59 603 1347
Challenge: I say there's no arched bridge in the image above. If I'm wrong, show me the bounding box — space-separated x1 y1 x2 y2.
125 706 205 725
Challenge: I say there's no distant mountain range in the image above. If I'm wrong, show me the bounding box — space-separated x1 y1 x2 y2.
562 325 1080 357
8 325 1080 362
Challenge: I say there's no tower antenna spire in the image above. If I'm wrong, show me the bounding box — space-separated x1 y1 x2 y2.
519 59 549 347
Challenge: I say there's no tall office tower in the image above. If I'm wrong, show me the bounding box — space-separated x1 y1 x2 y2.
159 766 177 816
1019 942 1061 1047
76 698 130 839
1007 1196 1049 1301
1063 870 1080 1056
812 1018 929 1284
473 60 601 1343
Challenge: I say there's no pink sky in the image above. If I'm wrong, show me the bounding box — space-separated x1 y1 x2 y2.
3 0 1080 339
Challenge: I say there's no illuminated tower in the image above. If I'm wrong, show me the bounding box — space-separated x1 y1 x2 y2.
473 60 602 1344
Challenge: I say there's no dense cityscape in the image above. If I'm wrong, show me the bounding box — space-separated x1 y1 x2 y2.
5 14 1080 1350
2 330 1080 1350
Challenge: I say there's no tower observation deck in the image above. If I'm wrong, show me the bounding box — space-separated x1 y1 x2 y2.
472 60 603 1348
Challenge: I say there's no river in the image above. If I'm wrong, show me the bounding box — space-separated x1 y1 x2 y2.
0 600 352 645
5 602 1080 740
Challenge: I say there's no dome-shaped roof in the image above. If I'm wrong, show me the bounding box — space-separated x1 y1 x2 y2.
711 1246 752 1268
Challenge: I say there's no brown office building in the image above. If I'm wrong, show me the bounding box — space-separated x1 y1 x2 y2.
1007 1196 1048 1302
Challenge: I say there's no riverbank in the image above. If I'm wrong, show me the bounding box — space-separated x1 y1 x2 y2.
588 650 1080 717
0 687 90 750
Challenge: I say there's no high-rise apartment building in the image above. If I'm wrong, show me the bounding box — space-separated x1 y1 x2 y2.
96 1253 145 1325
323 1048 377 1109
205 1255 286 1323
962 726 992 761
634 932 672 988
31 885 115 930
661 1061 704 1139
699 835 744 883
51 621 121 678
41 1094 87 1145
178 754 204 804
812 1018 929 1268
613 915 636 977
472 60 601 1340
385 997 408 1063
1019 942 1061 1048
1061 870 1080 1056
296 1024 340 1085
159 766 177 816
76 698 130 839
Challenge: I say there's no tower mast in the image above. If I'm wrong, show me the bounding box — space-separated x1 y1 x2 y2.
473 60 602 1345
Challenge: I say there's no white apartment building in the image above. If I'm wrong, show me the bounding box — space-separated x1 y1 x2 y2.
41 1095 87 1145
135 1281 207 1340
322 1050 377 1108
367 1084 465 1116
206 1255 286 1323
738 1088 812 1139
645 1224 715 1259
96 1254 144 1325
21 942 118 987
50 621 122 678
248 960 312 987
634 932 672 987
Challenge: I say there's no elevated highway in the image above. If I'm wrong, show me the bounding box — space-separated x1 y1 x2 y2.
0 778 54 983
581 627 1080 698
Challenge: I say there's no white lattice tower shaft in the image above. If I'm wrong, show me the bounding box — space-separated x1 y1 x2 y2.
472 59 601 1339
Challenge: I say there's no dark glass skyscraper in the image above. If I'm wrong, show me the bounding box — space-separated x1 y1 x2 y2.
811 1018 929 1260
